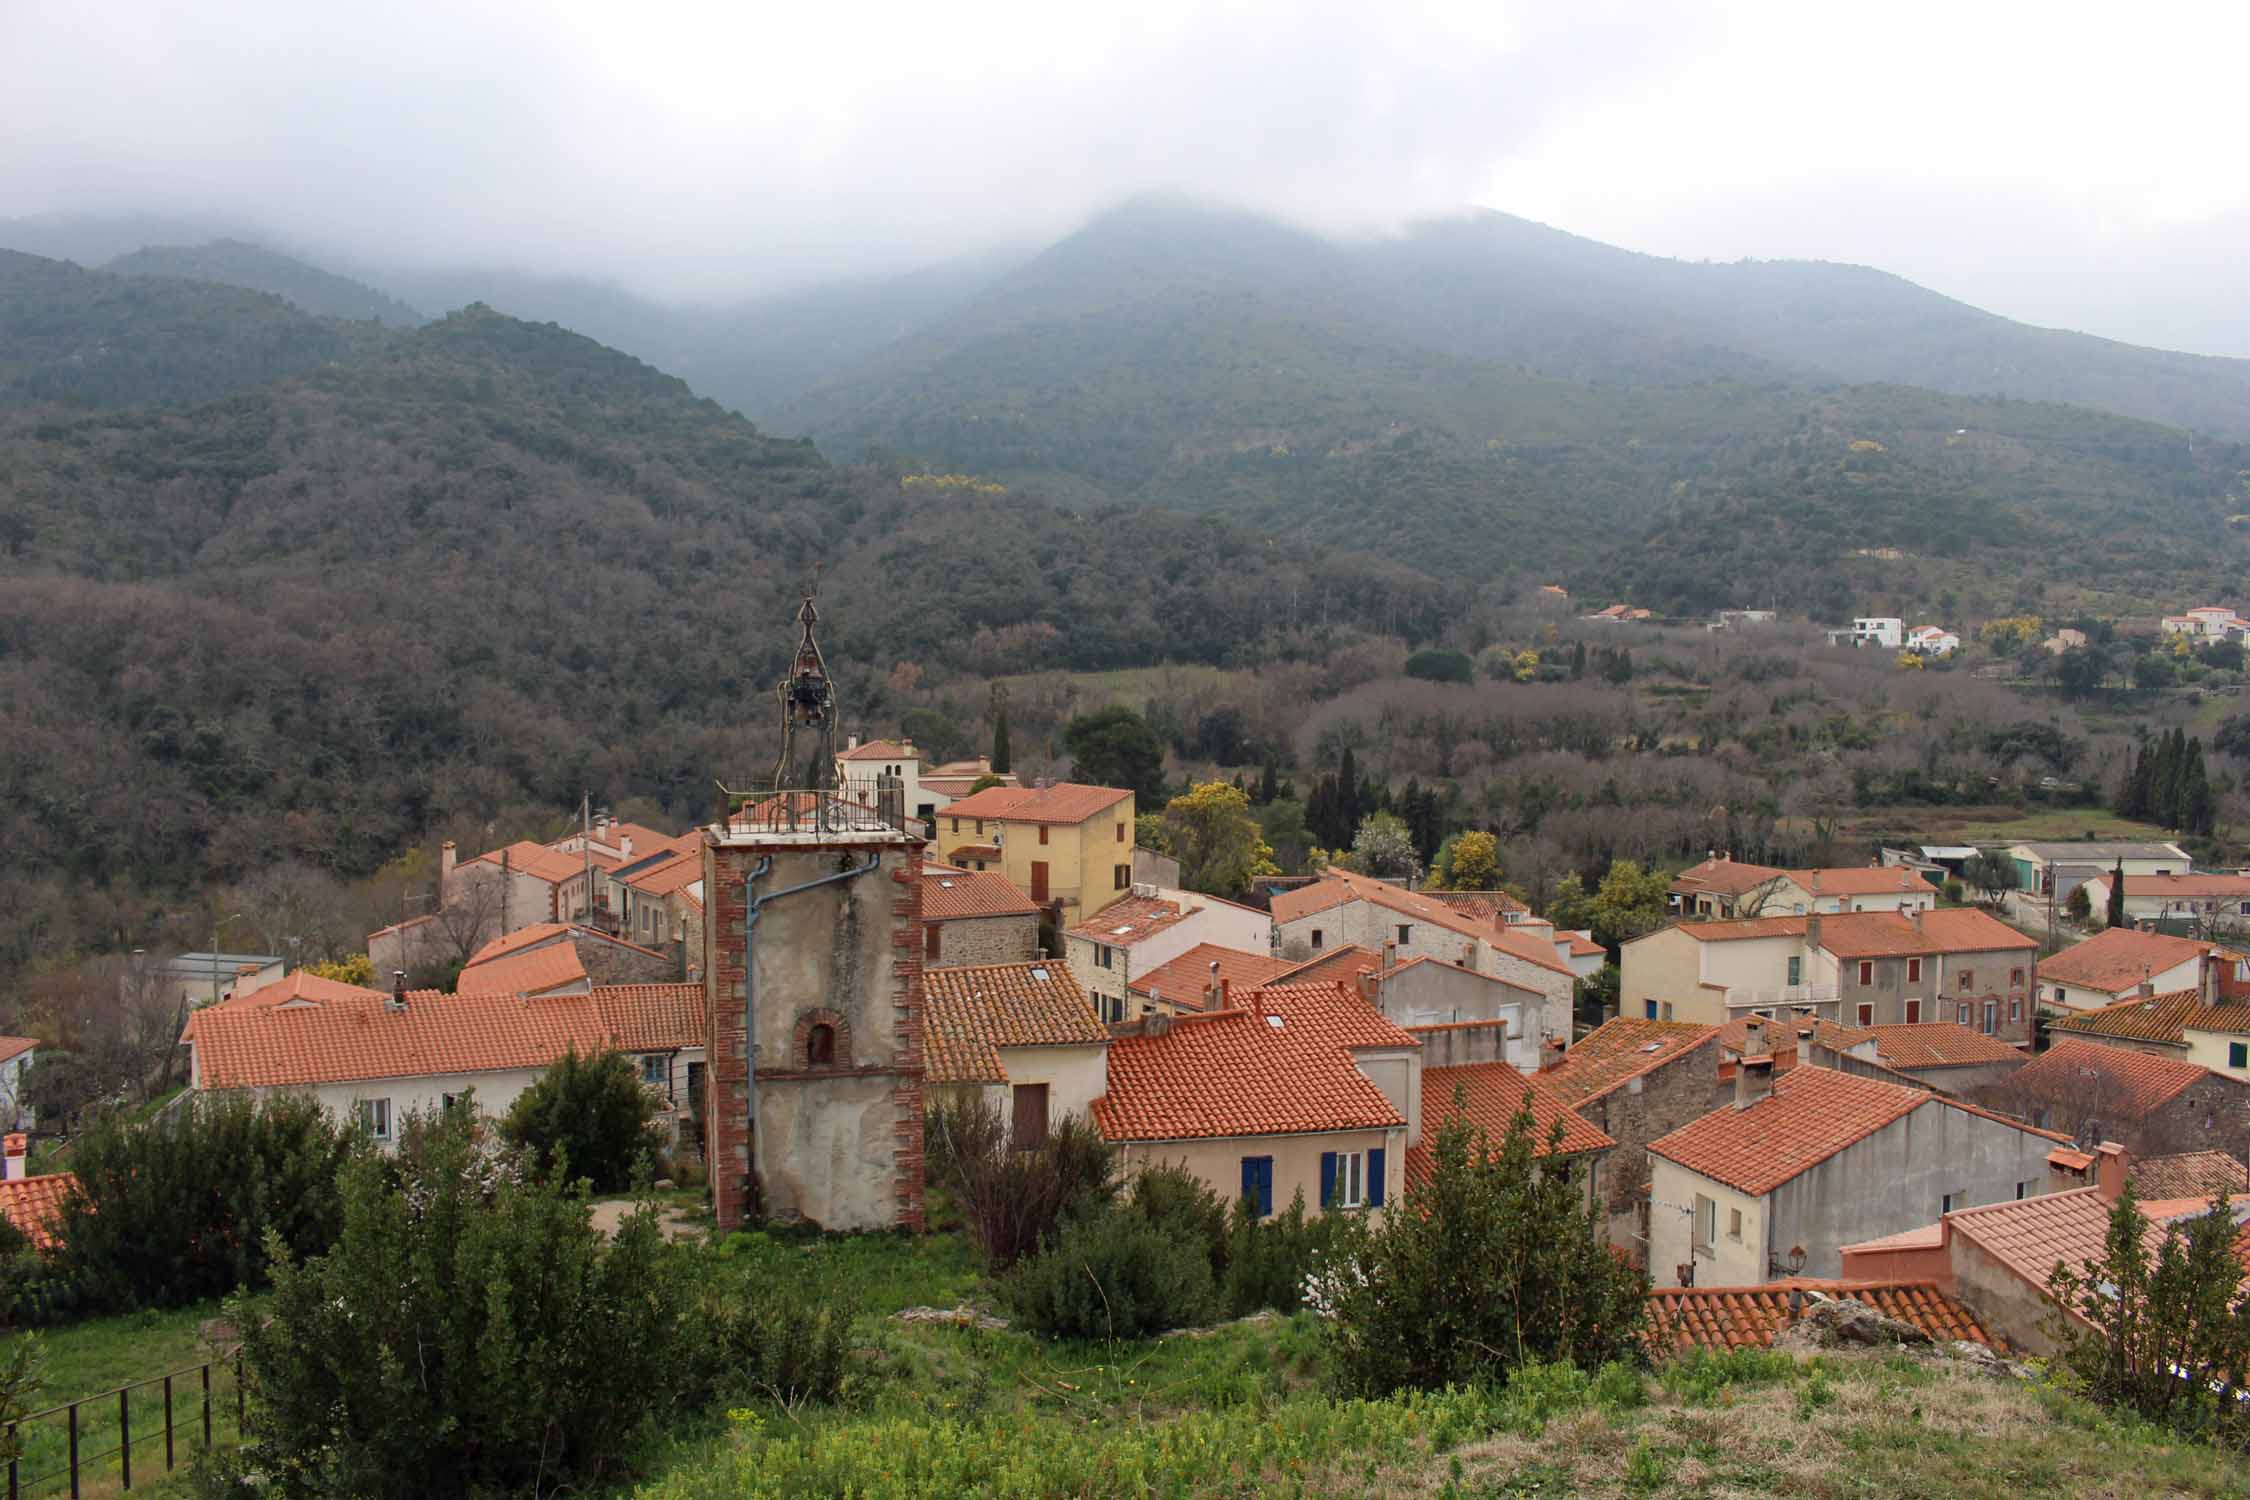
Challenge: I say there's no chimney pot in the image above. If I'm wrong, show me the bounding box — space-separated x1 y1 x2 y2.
392 970 408 1011
2 1132 25 1182
2094 1141 2129 1200
1382 939 1398 972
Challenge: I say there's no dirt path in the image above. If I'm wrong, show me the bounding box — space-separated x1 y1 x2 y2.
588 1199 703 1241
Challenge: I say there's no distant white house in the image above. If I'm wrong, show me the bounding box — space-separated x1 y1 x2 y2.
1905 625 1960 656
2161 606 2250 642
1831 617 1903 649
0 1037 35 1130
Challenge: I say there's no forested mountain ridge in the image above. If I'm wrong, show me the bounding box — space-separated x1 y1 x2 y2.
0 282 1446 972
103 239 427 327
0 248 382 411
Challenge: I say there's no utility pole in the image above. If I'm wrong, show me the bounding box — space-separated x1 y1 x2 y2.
582 790 594 928
211 911 243 1007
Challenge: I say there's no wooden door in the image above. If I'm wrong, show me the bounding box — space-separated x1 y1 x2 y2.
1029 861 1050 903
1011 1083 1049 1149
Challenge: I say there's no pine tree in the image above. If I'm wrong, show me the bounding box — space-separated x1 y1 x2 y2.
990 687 1012 774
2107 860 2128 928
1256 758 1279 807
2183 743 2215 837
1337 747 1360 837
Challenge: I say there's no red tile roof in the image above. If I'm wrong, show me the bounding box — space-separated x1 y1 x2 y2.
2110 874 2250 899
214 971 386 1010
948 843 1003 860
1409 1062 1614 1181
1669 857 1791 899
941 782 1133 825
1130 943 1294 1011
2051 988 2210 1045
1817 908 2031 959
2039 928 2241 994
0 1172 76 1250
923 961 1109 1083
1092 983 1417 1143
462 839 583 886
922 869 1039 922
1650 1065 2060 1197
0 1035 41 1065
625 850 704 897
1543 1018 1719 1107
1271 945 1382 987
465 922 574 966
1931 1187 2207 1295
1421 891 1531 920
837 739 919 763
1274 873 1574 977
1065 894 1190 946
2006 1039 2215 1119
1796 868 1940 898
2131 1150 2250 1199
1713 1014 1876 1073
457 942 589 997
1647 1279 1989 1352
1860 1021 2028 1069
187 985 704 1090
1665 916 1812 943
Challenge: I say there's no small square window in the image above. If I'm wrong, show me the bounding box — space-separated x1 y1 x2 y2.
1096 943 1114 970
1959 970 1975 991
1727 1207 1742 1241
1857 1003 1874 1027
1906 958 1921 984
640 1055 667 1086
2231 1042 2247 1071
1397 925 1413 945
356 1098 392 1140
1311 929 1325 950
1858 961 1873 986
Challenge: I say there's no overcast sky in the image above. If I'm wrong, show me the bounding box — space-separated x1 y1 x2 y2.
6 0 2247 354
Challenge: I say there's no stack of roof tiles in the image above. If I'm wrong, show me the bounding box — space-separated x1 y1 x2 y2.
1093 983 1417 1143
923 961 1109 1084
1646 1279 1988 1352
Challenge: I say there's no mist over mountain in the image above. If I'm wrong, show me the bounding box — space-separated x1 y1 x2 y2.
104 240 426 327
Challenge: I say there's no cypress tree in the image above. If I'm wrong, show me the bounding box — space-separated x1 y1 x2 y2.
2118 742 2151 819
1338 747 1361 837
2107 859 2127 928
2184 741 2215 837
991 698 1012 774
1256 758 1279 806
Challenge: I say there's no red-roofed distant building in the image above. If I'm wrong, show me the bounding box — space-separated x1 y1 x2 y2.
924 960 1110 1144
920 866 1041 968
1542 1017 1726 1257
1648 1024 2070 1286
1094 983 1421 1217
1970 1038 2250 1162
933 782 1137 927
1063 886 1273 1023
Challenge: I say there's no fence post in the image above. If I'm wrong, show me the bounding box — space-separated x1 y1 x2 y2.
119 1387 130 1490
8 1420 17 1500
67 1401 78 1500
236 1352 245 1427
164 1375 174 1473
201 1364 211 1448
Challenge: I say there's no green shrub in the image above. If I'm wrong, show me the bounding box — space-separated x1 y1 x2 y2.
1222 1189 1342 1317
1000 1205 1220 1339
232 1107 696 1499
1405 649 1474 685
56 1091 361 1312
1122 1161 1230 1277
1319 1107 1649 1395
1657 1345 1797 1403
688 1285 856 1409
499 1046 662 1193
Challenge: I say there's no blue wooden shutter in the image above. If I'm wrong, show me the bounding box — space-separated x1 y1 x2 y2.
1367 1148 1385 1207
1241 1156 1258 1211
1242 1156 1273 1216
1319 1151 1338 1211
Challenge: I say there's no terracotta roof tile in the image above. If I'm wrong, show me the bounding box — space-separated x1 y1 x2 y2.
457 942 589 996
1647 1279 1989 1353
2110 874 2250 899
2052 988 2210 1045
1065 894 1191 946
1796 868 1940 897
1271 945 1382 987
0 1172 76 1250
591 984 705 1054
0 1036 35 1066
465 922 574 966
212 971 385 1010
1543 1018 1718 1107
2039 928 2243 994
948 843 1003 860
1650 1066 1935 1196
1818 909 2031 959
1861 1021 2028 1069
2131 1150 2250 1199
1092 983 1415 1142
1421 891 1531 919
1669 858 1791 898
837 739 919 763
940 782 1133 825
462 839 583 886
924 961 1108 1084
2007 1039 2215 1119
1666 916 1811 943
625 851 704 897
1409 1062 1614 1182
188 985 701 1090
1130 943 1293 1011
1272 872 1580 972
922 869 1039 922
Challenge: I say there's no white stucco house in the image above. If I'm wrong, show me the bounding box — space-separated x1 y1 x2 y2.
0 1037 36 1130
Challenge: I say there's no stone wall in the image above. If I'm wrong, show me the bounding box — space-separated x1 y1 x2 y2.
1572 1036 1727 1257
579 935 679 986
934 914 1039 968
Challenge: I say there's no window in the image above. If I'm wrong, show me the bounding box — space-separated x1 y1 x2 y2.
950 818 959 834
1240 1156 1274 1217
2231 1042 2248 1070
1907 958 1921 984
1693 1193 1716 1254
1311 929 1325 950
1858 961 1873 986
439 1092 465 1113
1661 1001 1674 1021
1114 864 1131 890
2053 985 2067 1005
1103 995 1125 1023
640 1054 667 1086
1727 1207 1743 1241
1942 1192 1959 1214
807 1023 837 1066
1905 999 1922 1024
974 819 984 835
1645 999 1659 1019
924 922 943 961
1011 1083 1050 1150
1116 822 1126 843
2016 1181 2032 1200
1038 825 1049 845
1857 1003 1874 1027
2009 998 2021 1023
1957 1002 1971 1025
1321 1148 1384 1210
1982 1001 1997 1035
1959 970 1974 991
1786 956 1802 987
2010 967 2026 987
1095 943 1114 970
355 1098 392 1140
1397 925 1413 945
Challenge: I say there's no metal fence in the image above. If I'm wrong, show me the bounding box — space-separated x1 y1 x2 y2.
6 1355 242 1499
731 779 907 837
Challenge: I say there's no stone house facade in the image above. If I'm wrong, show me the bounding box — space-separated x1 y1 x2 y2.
1541 1018 1726 1258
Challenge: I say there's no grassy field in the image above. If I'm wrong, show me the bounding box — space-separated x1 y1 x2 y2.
1847 804 2175 845
9 1300 242 1499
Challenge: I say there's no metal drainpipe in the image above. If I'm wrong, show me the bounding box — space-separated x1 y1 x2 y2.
740 851 883 1206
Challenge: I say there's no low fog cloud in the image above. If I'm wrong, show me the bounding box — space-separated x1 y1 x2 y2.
4 0 2247 351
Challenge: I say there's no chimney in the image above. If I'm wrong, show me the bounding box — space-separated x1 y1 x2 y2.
439 839 457 902
1219 977 1233 1012
390 970 408 1012
2202 951 2222 1007
1203 959 1222 1012
2094 1141 2129 1200
1 1132 25 1182
847 733 860 750
1735 1018 1775 1109
2136 968 2156 1000
1381 939 1398 973
1805 912 1822 955
1356 966 1379 1006
1908 906 1924 934
1540 1037 1566 1072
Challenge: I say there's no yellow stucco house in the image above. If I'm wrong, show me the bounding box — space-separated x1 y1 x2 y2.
933 782 1136 928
